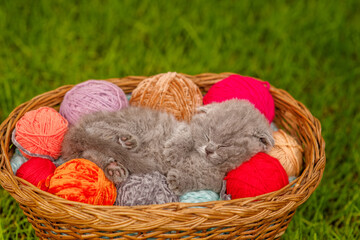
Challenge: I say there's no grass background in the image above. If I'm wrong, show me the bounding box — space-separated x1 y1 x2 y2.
0 0 359 239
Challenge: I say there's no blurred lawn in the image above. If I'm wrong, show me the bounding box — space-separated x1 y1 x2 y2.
0 0 359 239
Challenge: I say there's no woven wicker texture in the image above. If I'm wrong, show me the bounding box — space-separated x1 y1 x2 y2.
129 72 203 122
0 73 326 240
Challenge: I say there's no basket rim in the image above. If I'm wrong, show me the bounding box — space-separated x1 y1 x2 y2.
0 72 326 232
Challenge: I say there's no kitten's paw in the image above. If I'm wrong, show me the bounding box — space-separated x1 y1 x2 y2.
105 160 129 185
166 169 182 195
119 134 138 150
163 148 180 166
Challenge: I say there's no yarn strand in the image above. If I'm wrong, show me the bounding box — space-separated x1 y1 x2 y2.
12 129 56 161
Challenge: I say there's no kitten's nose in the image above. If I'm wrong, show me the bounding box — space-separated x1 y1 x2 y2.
205 147 214 155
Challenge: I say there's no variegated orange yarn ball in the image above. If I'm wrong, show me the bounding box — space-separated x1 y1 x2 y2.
38 158 117 205
129 72 203 121
268 130 304 177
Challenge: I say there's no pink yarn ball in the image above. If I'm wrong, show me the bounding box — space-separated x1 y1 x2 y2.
13 107 68 160
60 80 128 125
203 75 275 123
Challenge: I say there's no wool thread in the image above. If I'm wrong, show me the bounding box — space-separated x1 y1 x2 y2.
225 152 289 199
116 171 178 206
271 122 279 131
60 80 128 125
268 130 303 177
16 157 57 187
203 74 275 123
129 72 203 122
10 148 28 175
289 176 297 183
13 107 68 160
38 158 116 205
180 190 220 203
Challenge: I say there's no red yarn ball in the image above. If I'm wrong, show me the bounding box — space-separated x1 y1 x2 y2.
16 157 57 187
203 75 275 123
38 158 117 205
224 152 289 199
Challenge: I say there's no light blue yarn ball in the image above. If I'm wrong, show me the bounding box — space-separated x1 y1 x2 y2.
271 122 279 131
289 176 297 188
180 190 220 203
126 93 132 101
288 176 297 183
10 148 28 175
101 232 158 239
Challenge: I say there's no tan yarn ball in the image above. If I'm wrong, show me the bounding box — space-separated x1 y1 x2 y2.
130 72 203 121
268 129 304 177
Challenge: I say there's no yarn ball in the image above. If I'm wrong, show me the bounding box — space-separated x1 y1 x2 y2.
10 148 28 175
289 176 297 183
60 80 128 125
115 171 178 206
180 190 220 203
38 158 116 205
13 107 68 160
268 130 303 177
271 122 279 131
129 72 203 122
16 157 56 187
126 93 132 101
203 74 275 123
224 152 289 199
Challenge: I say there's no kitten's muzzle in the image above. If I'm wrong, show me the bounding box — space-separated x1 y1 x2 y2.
205 147 215 156
205 143 217 156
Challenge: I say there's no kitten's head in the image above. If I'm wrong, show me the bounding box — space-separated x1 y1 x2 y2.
62 111 126 155
190 99 274 168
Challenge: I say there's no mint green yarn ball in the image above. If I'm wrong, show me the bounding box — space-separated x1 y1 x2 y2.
180 190 220 203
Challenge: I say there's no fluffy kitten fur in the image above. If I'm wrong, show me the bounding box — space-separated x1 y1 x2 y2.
60 99 274 195
164 100 274 194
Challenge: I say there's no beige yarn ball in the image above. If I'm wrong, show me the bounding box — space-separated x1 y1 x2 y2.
268 129 304 177
129 72 203 121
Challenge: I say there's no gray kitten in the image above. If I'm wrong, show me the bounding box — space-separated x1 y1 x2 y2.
61 99 274 195
60 105 187 185
164 99 274 194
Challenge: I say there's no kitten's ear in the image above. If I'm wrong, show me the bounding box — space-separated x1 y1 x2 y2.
253 130 274 151
196 105 212 114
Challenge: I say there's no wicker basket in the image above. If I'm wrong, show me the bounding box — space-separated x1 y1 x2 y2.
0 73 325 239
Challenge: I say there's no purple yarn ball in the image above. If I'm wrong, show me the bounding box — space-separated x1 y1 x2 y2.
60 80 128 125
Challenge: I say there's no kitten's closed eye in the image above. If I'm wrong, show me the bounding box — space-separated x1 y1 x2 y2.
218 145 230 149
204 134 210 141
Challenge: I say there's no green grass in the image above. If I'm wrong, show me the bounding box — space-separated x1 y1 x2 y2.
0 0 359 239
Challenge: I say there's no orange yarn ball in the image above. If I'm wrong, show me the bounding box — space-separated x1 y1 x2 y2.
129 72 203 121
14 107 68 160
268 130 303 177
38 159 116 205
